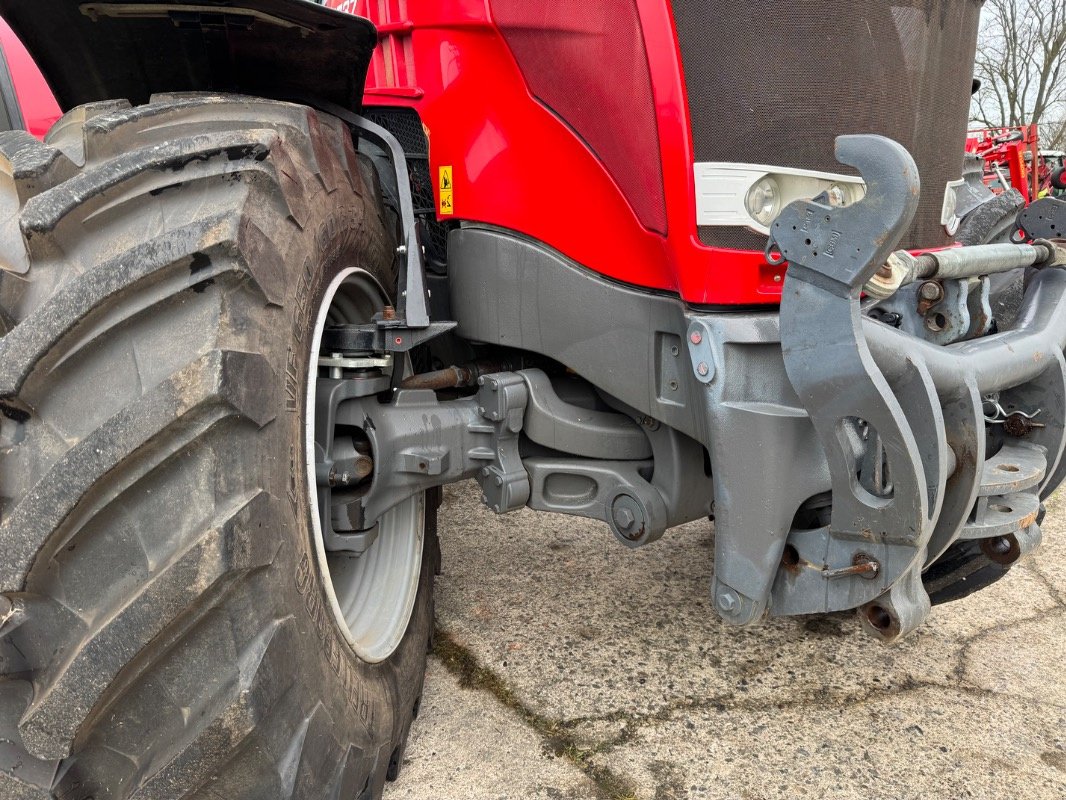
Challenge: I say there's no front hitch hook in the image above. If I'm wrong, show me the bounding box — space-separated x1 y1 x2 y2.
765 135 939 640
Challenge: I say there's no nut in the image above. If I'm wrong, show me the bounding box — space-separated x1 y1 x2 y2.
612 507 636 531
716 590 740 614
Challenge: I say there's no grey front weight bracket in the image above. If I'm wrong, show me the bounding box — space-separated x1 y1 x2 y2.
765 135 940 639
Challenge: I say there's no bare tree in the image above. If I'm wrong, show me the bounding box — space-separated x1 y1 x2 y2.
971 0 1066 149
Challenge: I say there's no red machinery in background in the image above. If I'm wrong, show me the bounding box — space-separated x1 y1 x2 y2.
966 124 1064 202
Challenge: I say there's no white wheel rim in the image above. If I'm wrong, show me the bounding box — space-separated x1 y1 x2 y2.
306 267 424 663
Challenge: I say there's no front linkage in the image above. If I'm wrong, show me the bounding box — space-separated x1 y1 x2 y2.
320 125 1066 642
764 136 1066 638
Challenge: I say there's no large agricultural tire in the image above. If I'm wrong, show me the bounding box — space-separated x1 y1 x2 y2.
0 94 437 799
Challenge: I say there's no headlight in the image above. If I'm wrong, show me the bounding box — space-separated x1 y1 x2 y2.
695 163 867 234
745 177 780 226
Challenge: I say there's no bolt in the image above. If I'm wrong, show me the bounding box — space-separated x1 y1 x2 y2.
696 362 709 377
717 590 740 614
494 476 503 486
612 506 636 531
918 281 943 303
668 380 679 392
382 305 397 321
690 331 703 345
670 345 680 357
773 274 782 283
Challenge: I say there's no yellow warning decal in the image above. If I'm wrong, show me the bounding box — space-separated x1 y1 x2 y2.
439 166 454 216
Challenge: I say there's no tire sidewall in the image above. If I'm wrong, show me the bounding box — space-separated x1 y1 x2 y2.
275 162 432 761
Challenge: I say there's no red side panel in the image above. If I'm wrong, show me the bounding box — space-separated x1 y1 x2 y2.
491 0 666 234
326 0 786 305
0 17 60 139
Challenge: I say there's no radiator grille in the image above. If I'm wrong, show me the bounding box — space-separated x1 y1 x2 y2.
672 1 982 249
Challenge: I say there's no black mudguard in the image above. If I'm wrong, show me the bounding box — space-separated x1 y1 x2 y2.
0 0 376 110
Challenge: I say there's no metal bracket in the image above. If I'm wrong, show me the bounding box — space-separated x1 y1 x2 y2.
1015 196 1066 242
473 372 530 513
879 276 992 345
764 135 942 638
299 96 457 350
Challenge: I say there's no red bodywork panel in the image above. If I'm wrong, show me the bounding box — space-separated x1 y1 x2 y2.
0 17 60 139
327 0 784 306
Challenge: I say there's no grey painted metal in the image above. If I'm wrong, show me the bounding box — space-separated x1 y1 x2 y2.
330 379 529 523
978 443 1046 496
1017 197 1066 241
950 155 1000 225
326 365 710 547
1014 522 1044 560
686 328 716 384
448 226 701 441
524 458 665 546
316 102 433 330
519 369 653 460
764 134 1066 637
878 276 992 346
474 372 531 513
448 208 1066 639
682 313 831 626
767 135 940 638
959 492 1041 540
864 268 1066 395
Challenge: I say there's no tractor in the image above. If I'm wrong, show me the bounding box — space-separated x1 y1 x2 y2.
0 1 1064 798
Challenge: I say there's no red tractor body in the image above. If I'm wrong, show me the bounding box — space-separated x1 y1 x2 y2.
0 3 1065 797
328 0 981 306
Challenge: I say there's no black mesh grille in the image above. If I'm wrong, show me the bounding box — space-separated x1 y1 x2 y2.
673 1 982 249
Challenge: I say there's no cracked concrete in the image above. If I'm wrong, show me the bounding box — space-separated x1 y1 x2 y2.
384 484 1066 799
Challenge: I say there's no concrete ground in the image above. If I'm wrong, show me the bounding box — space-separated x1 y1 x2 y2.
384 483 1066 800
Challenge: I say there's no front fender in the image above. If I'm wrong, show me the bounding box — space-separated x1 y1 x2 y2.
0 0 375 111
